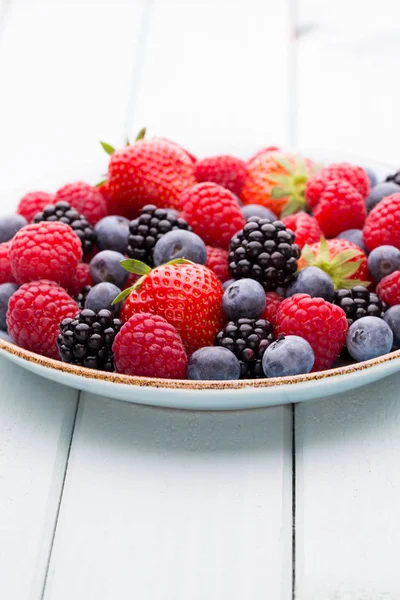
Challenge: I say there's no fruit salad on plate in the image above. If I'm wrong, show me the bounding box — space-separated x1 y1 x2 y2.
1 131 400 382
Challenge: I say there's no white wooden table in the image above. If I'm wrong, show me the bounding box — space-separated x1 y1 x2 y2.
1 1 400 598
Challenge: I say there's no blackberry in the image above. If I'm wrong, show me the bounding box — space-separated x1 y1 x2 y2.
75 285 92 310
228 217 300 291
57 308 122 371
333 285 388 327
215 318 274 378
33 201 96 257
385 169 400 186
127 204 191 266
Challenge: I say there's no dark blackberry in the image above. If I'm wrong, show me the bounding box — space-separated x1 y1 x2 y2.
75 285 92 310
228 217 300 291
127 204 191 266
33 201 96 256
57 308 122 371
333 285 388 327
385 169 400 186
215 317 274 378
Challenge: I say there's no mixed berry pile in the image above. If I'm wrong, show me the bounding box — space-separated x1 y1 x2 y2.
1 134 400 381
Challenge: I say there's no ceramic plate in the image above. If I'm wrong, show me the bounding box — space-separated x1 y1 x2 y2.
0 151 399 410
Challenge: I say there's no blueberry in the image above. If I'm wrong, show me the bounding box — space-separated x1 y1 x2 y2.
366 182 400 212
337 229 367 253
94 216 130 254
285 266 334 302
153 229 207 266
222 278 266 320
0 214 27 243
262 335 314 377
368 245 400 283
222 278 235 291
0 283 19 330
89 250 128 288
187 346 241 380
242 204 277 221
85 282 122 315
384 305 400 347
346 316 393 361
364 167 378 188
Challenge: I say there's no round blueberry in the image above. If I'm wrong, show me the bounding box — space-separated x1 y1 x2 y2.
85 282 122 315
384 305 400 347
222 278 235 291
223 278 266 320
0 214 27 243
285 266 334 302
0 283 19 330
364 166 378 188
153 229 207 266
89 250 128 288
187 346 241 380
368 245 400 283
366 182 400 212
94 215 130 254
346 316 393 362
262 335 314 377
337 229 366 253
242 204 277 221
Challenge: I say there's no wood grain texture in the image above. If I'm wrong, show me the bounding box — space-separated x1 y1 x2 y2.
44 397 293 600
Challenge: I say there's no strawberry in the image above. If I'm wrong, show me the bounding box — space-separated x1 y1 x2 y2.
377 271 400 306
312 179 367 238
276 294 348 371
194 155 247 196
119 259 224 354
305 162 370 209
363 193 400 251
241 151 317 217
180 182 245 250
282 212 322 249
106 138 196 219
300 237 371 289
248 146 280 162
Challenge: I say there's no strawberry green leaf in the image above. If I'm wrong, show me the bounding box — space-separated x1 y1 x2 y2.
337 261 363 279
167 258 194 266
301 244 315 265
274 155 295 175
100 141 116 156
95 180 107 188
330 249 363 268
112 287 133 304
135 127 147 141
120 259 152 275
268 174 290 185
271 187 289 200
281 196 303 217
318 236 330 263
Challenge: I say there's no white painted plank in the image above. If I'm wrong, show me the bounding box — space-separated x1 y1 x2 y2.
296 0 400 165
130 0 292 158
0 357 77 599
295 373 400 598
44 397 293 600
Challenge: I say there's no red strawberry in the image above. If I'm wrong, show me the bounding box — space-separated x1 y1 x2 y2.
157 138 197 163
363 193 400 251
107 138 196 219
0 242 16 284
17 191 55 222
312 179 366 238
305 162 370 209
299 237 370 289
276 293 348 371
180 182 245 250
120 260 224 354
377 271 400 306
206 246 229 283
282 212 322 249
261 291 283 327
248 146 280 162
113 313 187 378
194 155 247 196
55 182 107 225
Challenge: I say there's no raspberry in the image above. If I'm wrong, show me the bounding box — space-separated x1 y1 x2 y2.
305 162 370 209
17 191 55 222
0 242 16 284
66 262 94 297
377 271 400 306
194 155 247 196
206 246 229 282
276 294 348 371
363 194 400 251
9 222 82 288
261 291 283 326
7 280 79 359
180 182 245 250
55 182 107 225
313 179 366 238
113 313 187 378
282 212 322 249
